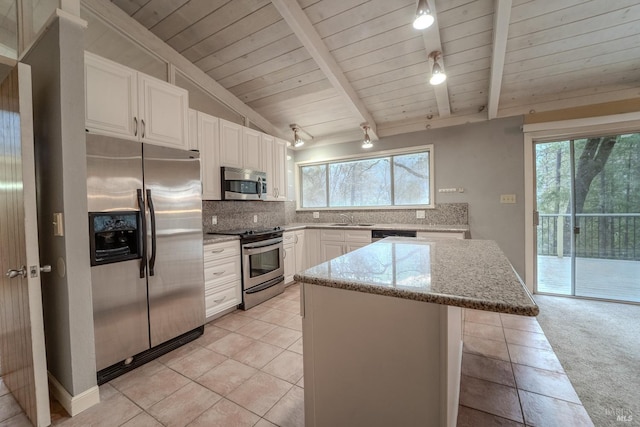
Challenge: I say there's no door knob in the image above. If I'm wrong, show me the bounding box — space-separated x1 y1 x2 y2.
6 267 27 279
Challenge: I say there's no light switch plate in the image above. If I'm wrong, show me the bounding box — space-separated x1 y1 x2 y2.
53 212 64 236
416 210 426 219
313 212 320 219
253 215 258 223
211 215 217 225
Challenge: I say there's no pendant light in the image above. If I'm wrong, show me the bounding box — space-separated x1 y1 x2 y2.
361 124 373 149
291 125 304 147
413 0 434 30
429 51 447 85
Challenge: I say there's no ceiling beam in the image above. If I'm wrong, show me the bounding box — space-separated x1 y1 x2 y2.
420 0 451 118
271 0 378 140
487 0 512 119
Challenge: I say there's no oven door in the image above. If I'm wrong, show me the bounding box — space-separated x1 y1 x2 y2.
242 237 284 289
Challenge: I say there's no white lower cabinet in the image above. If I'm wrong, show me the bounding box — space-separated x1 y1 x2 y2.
284 230 307 284
203 240 241 319
320 229 371 262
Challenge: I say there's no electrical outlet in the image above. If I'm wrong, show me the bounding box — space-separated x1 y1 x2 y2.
500 194 516 204
313 212 320 219
211 215 217 225
416 210 426 219
253 215 258 223
438 188 457 193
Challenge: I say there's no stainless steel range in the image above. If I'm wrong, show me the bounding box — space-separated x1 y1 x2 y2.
209 227 285 309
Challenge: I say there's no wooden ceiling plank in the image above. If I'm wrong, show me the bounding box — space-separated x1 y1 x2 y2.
230 58 320 96
272 0 378 138
442 29 492 56
110 0 147 17
351 62 428 91
339 36 424 74
129 0 190 29
216 46 312 89
146 0 230 42
185 6 285 65
303 0 370 24
377 112 488 137
241 69 328 104
331 25 416 62
345 50 427 83
362 83 434 105
439 14 493 42
437 0 494 28
487 0 511 119
248 79 335 109
356 70 428 97
261 88 339 115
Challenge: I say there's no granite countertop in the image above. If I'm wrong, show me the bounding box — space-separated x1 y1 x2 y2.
283 223 469 232
203 234 240 245
294 237 538 316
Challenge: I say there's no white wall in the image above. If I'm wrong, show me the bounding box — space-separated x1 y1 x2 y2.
295 116 526 277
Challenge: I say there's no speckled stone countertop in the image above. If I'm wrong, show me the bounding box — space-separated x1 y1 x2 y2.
283 223 469 233
294 237 538 316
203 234 240 245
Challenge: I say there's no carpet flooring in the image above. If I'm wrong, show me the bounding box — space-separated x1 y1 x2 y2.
534 295 639 427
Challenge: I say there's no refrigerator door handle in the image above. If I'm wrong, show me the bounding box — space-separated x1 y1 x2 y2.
146 189 157 276
137 189 147 278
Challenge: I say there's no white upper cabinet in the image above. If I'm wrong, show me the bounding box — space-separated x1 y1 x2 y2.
273 138 288 201
198 112 221 200
219 119 243 168
85 52 189 150
261 134 275 200
242 128 262 171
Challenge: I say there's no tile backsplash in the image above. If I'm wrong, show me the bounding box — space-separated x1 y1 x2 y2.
203 201 467 232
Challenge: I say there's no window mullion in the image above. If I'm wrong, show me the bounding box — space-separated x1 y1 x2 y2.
390 156 395 206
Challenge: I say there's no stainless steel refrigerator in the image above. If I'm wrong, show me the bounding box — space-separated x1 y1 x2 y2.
86 134 204 383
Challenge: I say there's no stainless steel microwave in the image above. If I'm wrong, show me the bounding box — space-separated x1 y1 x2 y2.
221 167 267 200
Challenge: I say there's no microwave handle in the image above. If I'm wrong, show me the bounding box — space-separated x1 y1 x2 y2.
257 176 263 199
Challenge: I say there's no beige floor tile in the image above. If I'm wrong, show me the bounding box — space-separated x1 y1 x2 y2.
519 389 594 427
0 412 35 427
463 335 510 361
262 350 304 384
456 405 524 427
0 379 9 396
156 340 201 366
205 332 254 357
54 384 142 426
512 363 581 404
499 314 544 334
232 341 284 369
281 314 302 331
287 337 303 354
120 413 164 427
0 394 23 422
259 309 297 327
464 322 505 341
254 418 278 427
507 343 564 373
235 319 277 340
197 325 231 347
297 376 304 388
259 296 286 309
213 312 254 331
503 327 553 351
271 298 301 314
196 359 257 396
227 372 293 417
264 385 304 427
168 347 227 380
147 382 220 427
187 398 260 427
109 362 190 409
464 309 502 327
236 304 272 319
459 375 523 423
260 326 302 349
461 353 515 387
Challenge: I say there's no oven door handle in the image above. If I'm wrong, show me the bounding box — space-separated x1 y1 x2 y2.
245 276 284 294
243 237 283 252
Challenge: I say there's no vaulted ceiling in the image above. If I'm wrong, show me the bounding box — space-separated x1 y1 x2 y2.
108 0 640 146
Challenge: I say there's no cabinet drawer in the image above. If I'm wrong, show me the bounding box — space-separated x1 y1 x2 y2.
205 283 240 317
345 230 371 243
204 240 240 262
283 231 296 244
321 229 344 241
204 257 241 289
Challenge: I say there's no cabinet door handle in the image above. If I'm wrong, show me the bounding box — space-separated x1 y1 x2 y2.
214 295 227 303
141 119 146 138
283 251 287 259
212 270 225 276
210 249 224 254
134 117 138 136
294 235 299 244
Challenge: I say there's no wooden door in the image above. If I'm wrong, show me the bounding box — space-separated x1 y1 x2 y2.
0 64 50 425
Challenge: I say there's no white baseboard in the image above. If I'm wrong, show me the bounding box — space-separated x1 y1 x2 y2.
48 372 100 416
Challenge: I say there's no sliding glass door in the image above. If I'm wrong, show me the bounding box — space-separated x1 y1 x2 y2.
535 133 640 302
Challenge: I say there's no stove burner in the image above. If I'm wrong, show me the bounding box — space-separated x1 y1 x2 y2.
242 226 282 235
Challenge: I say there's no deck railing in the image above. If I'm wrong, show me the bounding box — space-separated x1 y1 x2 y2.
537 213 640 261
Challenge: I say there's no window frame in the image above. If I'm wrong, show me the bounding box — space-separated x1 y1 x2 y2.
296 145 435 210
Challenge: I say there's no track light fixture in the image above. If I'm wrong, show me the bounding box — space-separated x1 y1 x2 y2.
361 123 373 149
290 124 304 147
413 0 434 30
429 51 447 85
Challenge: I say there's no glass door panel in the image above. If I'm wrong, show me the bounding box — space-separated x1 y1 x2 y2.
535 134 640 302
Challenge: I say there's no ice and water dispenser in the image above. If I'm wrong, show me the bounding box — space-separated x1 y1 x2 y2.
89 212 141 266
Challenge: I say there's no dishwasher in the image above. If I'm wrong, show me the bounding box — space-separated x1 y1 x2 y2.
371 229 417 242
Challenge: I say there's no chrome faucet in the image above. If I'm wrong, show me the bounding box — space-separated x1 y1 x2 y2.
339 213 355 224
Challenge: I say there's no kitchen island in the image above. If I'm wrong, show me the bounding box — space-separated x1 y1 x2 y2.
294 237 538 427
